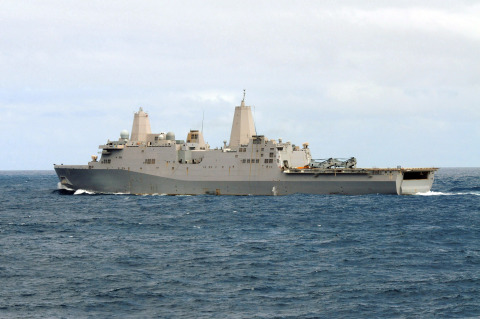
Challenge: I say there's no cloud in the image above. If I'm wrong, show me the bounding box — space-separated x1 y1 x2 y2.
326 81 401 104
343 5 480 40
0 1 479 168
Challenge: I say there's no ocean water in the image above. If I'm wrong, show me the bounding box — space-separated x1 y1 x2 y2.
0 168 479 318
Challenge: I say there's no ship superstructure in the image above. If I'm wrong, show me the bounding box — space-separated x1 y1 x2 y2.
54 95 437 195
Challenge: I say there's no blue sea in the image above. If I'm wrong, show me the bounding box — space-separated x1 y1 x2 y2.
0 168 479 318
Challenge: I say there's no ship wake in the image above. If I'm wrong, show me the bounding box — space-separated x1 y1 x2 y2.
71 189 172 196
416 191 480 196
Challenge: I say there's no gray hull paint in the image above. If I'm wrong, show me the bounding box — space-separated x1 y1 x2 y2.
55 166 431 195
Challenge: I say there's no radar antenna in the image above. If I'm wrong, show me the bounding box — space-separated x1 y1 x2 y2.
242 89 246 103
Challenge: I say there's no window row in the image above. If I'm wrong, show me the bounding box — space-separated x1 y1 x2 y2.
241 159 260 164
239 147 267 152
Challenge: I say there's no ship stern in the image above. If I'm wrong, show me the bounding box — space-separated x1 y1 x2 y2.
399 169 437 195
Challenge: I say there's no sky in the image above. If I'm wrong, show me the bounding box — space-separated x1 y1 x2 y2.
1 0 479 169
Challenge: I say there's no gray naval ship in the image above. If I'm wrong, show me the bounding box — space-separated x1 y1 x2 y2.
54 95 437 195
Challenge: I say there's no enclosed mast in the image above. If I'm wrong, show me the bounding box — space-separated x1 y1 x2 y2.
130 107 152 142
228 92 256 149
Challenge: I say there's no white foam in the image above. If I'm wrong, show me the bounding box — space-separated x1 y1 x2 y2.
73 189 95 195
57 182 74 191
416 191 480 196
416 191 451 196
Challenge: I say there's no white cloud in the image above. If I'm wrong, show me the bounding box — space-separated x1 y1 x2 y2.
0 1 479 168
326 81 401 104
342 6 480 40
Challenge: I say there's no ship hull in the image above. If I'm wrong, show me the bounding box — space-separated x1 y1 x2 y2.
54 166 435 195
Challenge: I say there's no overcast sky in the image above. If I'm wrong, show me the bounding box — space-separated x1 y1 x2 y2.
1 0 479 169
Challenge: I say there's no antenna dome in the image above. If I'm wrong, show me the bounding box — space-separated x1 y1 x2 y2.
166 132 175 141
120 129 129 139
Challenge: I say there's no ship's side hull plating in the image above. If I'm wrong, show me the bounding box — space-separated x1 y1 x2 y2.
54 166 435 195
